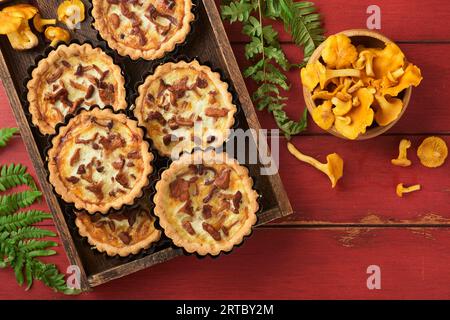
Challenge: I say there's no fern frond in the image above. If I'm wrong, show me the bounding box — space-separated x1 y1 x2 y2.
278 0 325 66
10 227 56 242
0 128 18 148
0 210 53 232
0 191 42 216
13 253 25 285
0 164 38 192
221 0 258 23
31 260 80 294
18 239 58 253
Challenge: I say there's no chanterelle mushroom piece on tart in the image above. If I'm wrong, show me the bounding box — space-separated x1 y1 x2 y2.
92 0 195 60
47 108 153 214
76 206 161 257
134 60 237 157
27 43 127 135
154 150 259 256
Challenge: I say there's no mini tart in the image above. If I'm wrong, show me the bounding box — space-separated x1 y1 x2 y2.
92 0 195 60
154 150 259 256
135 60 237 157
48 108 153 214
75 206 161 257
27 43 127 135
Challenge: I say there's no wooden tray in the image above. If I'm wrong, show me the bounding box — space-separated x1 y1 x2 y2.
0 0 292 291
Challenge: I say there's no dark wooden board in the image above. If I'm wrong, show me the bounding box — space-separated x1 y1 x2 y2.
0 0 292 290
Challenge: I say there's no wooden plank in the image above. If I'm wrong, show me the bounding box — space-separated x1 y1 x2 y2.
2 124 449 225
231 43 450 134
0 0 292 290
278 135 450 224
218 0 450 43
3 227 450 299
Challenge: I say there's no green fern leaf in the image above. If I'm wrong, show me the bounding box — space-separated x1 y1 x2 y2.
10 227 56 242
273 108 308 139
242 16 261 37
0 210 53 232
31 260 80 294
278 0 325 65
18 239 58 253
24 259 33 290
221 0 258 23
0 191 42 216
13 253 25 286
0 128 18 148
0 164 38 192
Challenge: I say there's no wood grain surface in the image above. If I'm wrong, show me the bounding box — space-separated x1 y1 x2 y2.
0 0 449 299
0 0 292 290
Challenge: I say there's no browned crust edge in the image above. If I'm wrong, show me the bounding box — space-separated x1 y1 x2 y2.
153 150 259 256
27 43 127 135
75 215 162 257
47 108 154 214
92 0 195 60
134 60 237 157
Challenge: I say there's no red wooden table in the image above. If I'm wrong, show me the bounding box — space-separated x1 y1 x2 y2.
0 0 449 299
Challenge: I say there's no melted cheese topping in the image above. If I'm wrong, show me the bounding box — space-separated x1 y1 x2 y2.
105 0 189 50
136 62 236 156
77 209 159 248
53 111 148 207
34 47 125 134
160 164 252 246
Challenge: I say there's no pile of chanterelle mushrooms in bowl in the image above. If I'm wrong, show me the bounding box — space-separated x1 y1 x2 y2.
301 29 423 140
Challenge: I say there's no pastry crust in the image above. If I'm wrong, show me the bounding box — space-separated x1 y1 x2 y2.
27 43 126 135
154 150 259 256
92 0 195 60
76 206 161 257
135 60 236 157
48 108 153 214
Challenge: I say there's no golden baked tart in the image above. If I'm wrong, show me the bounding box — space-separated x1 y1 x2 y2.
92 0 195 60
154 150 259 256
75 206 161 257
27 43 127 135
48 108 153 214
134 60 237 157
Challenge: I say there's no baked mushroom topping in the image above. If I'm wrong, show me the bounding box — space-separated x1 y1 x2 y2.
75 206 161 257
154 151 259 256
135 60 237 157
92 0 195 60
27 43 127 135
48 108 153 214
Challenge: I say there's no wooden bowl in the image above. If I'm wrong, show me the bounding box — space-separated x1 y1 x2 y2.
304 29 412 140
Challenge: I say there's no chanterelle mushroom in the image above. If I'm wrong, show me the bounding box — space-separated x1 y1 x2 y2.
334 88 374 140
287 142 344 188
321 34 358 69
301 61 361 91
0 4 39 50
417 136 448 168
354 49 376 77
33 13 56 33
372 42 405 79
57 0 85 30
396 183 421 197
331 96 352 116
391 139 412 167
45 26 71 47
381 64 423 97
311 100 335 130
374 94 403 127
